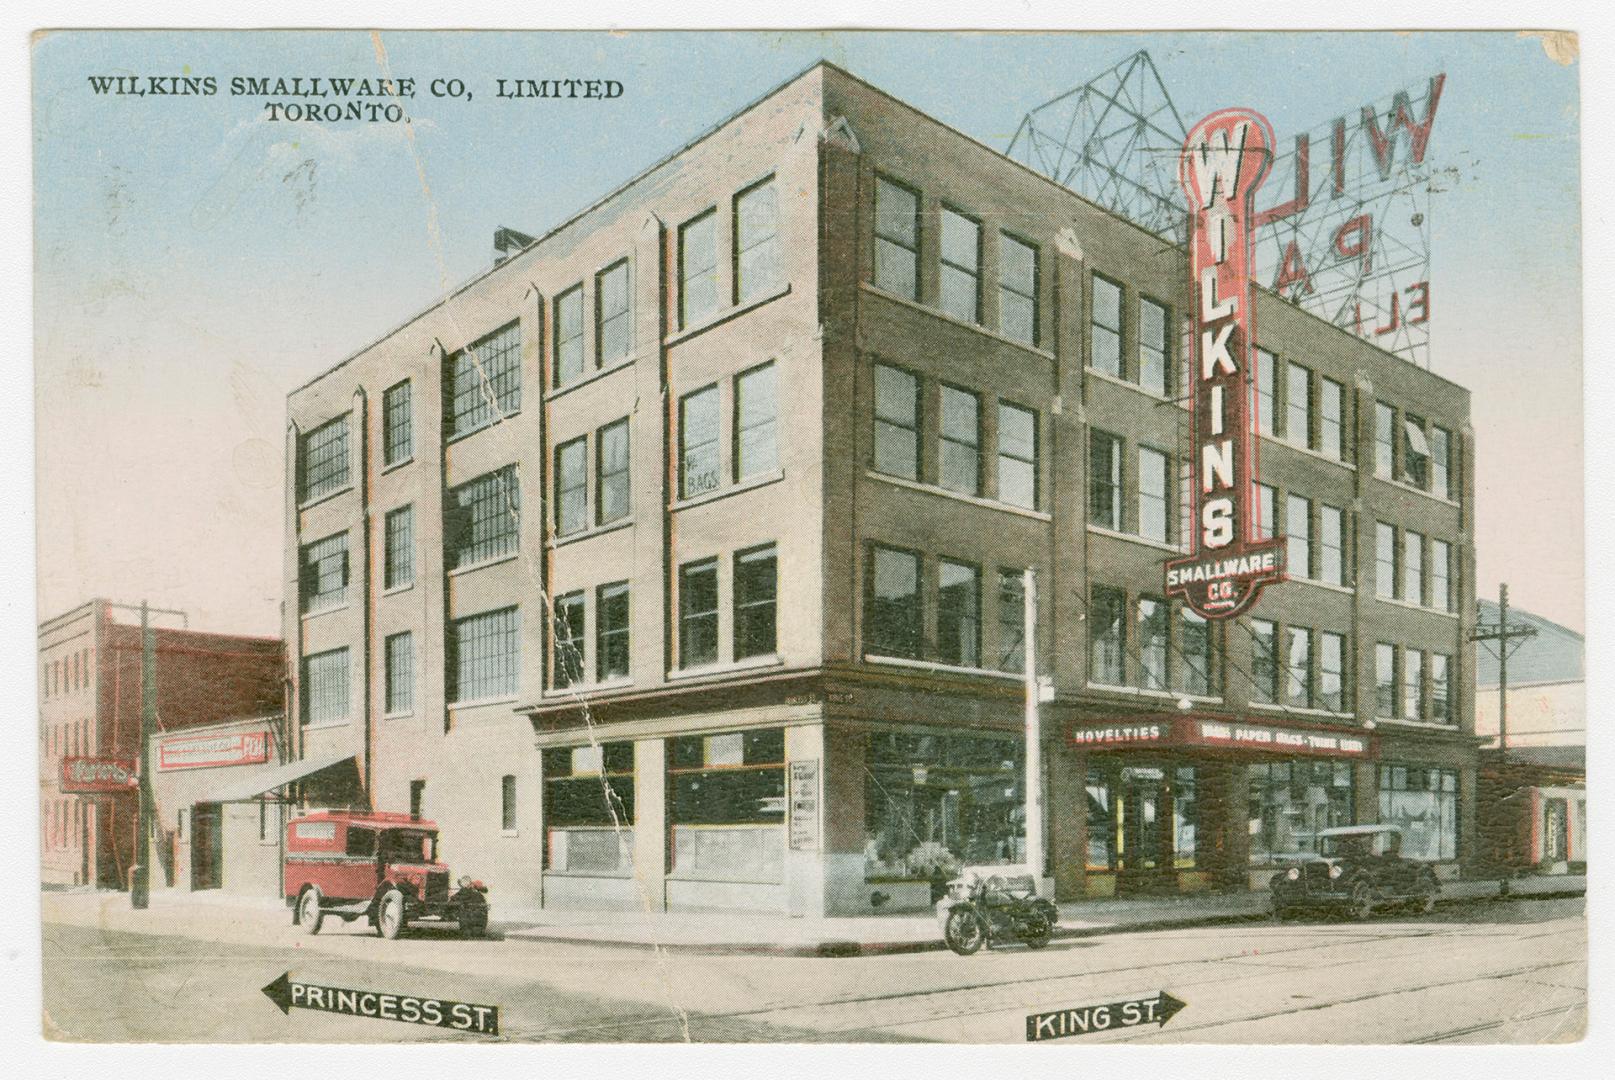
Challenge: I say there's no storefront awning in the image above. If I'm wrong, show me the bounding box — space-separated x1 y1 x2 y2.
203 751 356 803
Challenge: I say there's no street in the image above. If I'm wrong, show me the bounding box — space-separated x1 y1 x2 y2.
41 894 1584 1044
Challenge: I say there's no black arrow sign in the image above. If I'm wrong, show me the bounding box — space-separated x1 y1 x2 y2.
1026 990 1186 1041
261 972 500 1036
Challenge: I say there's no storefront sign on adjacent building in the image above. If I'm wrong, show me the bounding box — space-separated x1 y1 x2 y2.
788 759 819 851
1070 717 1374 758
60 757 138 794
1167 108 1288 620
158 730 272 771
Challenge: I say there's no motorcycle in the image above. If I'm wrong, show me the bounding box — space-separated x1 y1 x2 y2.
936 866 1058 955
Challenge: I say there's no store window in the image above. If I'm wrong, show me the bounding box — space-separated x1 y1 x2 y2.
1138 297 1169 396
734 178 781 304
1089 585 1125 686
1250 619 1278 705
1378 765 1458 861
677 560 719 668
544 742 635 873
1090 274 1123 377
937 560 981 668
939 207 981 324
1175 607 1213 697
999 233 1038 345
874 176 920 300
996 401 1038 510
1137 596 1168 691
1249 761 1355 864
939 385 981 495
1255 347 1276 437
1138 447 1169 543
867 546 921 659
865 732 1023 881
1376 643 1398 717
872 363 920 481
670 730 786 881
1089 429 1122 530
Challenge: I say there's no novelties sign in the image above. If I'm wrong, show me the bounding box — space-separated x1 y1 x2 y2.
1166 108 1287 619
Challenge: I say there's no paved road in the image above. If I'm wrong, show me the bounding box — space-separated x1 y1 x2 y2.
41 896 1584 1044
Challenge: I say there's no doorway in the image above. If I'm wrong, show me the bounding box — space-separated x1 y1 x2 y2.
190 802 223 890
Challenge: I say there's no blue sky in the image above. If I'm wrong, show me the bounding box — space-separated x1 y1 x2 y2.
32 30 1583 634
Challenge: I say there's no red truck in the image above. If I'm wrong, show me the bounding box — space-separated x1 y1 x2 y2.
284 810 489 939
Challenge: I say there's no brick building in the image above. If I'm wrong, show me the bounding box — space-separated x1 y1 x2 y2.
283 63 1478 917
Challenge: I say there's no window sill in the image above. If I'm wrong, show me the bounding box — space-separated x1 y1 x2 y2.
447 551 520 577
447 695 519 712
1085 524 1185 555
1258 433 1356 471
445 410 523 448
381 456 414 476
549 517 633 550
865 470 1052 522
1082 683 1220 703
501 829 520 838
864 654 1023 682
1374 475 1461 509
300 601 350 621
383 710 414 721
302 719 351 732
297 485 354 513
1247 702 1358 722
542 677 634 700
1370 717 1460 732
1375 596 1459 619
544 867 635 880
1290 577 1354 596
666 653 784 682
1084 365 1180 406
861 282 1054 360
667 283 793 346
671 469 785 511
381 581 415 597
547 358 634 403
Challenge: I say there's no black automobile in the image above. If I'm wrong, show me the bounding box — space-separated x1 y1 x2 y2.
1269 824 1440 920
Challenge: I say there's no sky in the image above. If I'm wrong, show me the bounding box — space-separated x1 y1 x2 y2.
30 29 1584 635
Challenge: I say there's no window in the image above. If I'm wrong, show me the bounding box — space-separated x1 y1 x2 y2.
1431 426 1453 500
595 259 632 365
447 322 521 438
867 546 922 659
1379 765 1458 861
1403 531 1425 605
1126 295 1168 396
1319 630 1347 712
1319 377 1344 460
1253 482 1277 541
1430 654 1452 724
874 176 920 300
301 648 350 726
679 385 720 499
1249 762 1355 864
1090 274 1122 377
733 545 778 660
1375 401 1395 478
1404 649 1423 720
998 570 1025 673
299 532 349 613
1089 430 1122 530
1431 539 1451 611
501 775 517 832
587 418 630 526
1136 447 1169 543
553 592 585 689
382 380 412 467
1376 643 1398 716
679 209 718 327
939 385 980 495
1375 522 1397 599
867 732 1024 879
298 416 349 502
596 581 630 681
383 505 414 590
939 207 981 323
544 742 635 873
1089 585 1125 685
1286 494 1312 578
409 780 425 820
448 606 520 704
734 177 781 303
999 233 1038 345
937 560 981 667
553 286 584 386
1403 414 1430 488
1176 607 1213 697
1250 619 1278 705
670 730 786 880
1286 626 1313 708
872 363 919 481
384 632 413 715
997 401 1038 510
734 362 778 480
447 465 520 567
1137 596 1168 690
678 559 719 668
1319 504 1345 587
1286 362 1312 447
1255 348 1276 437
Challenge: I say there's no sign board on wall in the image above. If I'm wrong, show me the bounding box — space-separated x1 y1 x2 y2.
1069 717 1374 758
788 759 819 851
158 730 272 771
60 757 138 794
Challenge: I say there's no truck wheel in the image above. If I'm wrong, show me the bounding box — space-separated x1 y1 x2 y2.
296 887 323 936
1347 881 1373 921
377 889 405 940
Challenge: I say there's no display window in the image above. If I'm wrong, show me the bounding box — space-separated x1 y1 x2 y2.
668 729 786 882
1085 761 1199 872
543 741 635 874
1248 760 1355 864
864 731 1023 881
1377 764 1458 861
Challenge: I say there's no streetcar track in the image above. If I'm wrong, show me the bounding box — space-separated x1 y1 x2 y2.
1410 1001 1587 1043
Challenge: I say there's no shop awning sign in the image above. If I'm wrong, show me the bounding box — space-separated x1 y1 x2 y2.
1070 716 1374 758
158 730 272 771
60 757 138 794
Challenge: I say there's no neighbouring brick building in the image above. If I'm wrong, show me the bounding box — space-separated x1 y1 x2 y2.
282 62 1478 917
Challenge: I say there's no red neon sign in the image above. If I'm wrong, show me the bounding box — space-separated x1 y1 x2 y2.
1166 108 1287 620
60 757 138 794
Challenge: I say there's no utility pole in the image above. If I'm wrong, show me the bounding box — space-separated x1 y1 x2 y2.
1023 568 1045 895
131 601 155 909
1470 583 1538 755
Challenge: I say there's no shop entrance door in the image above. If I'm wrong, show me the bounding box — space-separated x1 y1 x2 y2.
1116 766 1173 895
191 803 223 891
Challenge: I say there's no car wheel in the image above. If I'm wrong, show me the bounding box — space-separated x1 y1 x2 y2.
296 887 323 935
377 889 405 940
1347 881 1373 921
944 908 987 956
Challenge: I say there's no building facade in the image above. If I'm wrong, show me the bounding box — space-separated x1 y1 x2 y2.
283 63 1479 917
39 600 285 890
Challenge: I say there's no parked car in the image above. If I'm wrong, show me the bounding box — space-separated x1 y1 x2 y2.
284 810 489 939
1269 823 1440 920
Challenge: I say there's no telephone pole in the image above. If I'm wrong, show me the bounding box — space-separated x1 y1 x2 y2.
1470 583 1538 755
1023 568 1048 895
131 601 155 909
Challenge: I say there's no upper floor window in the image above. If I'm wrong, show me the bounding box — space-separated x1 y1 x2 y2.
1375 522 1397 599
552 592 585 689
937 560 981 668
734 177 781 304
1404 530 1425 605
1176 607 1213 697
301 647 350 726
1137 595 1168 690
1250 618 1279 705
1090 274 1122 378
1138 446 1169 544
874 176 920 300
872 363 919 481
384 632 413 715
678 559 720 668
1431 539 1451 612
1374 401 1395 478
1286 494 1312 579
298 415 349 503
1318 504 1345 587
1319 377 1344 460
448 322 521 439
1319 630 1348 712
1286 362 1312 448
679 209 719 328
383 505 414 590
999 233 1038 345
595 260 631 366
1253 482 1277 541
596 419 631 526
1404 649 1424 720
997 401 1038 511
1255 348 1276 438
867 546 921 659
447 464 519 568
1286 626 1313 708
1089 430 1122 530
734 544 779 660
939 385 981 495
299 531 349 613
1431 426 1453 499
1375 642 1398 716
939 208 981 324
448 606 519 704
553 286 585 387
1089 585 1125 685
678 385 720 499
1138 297 1169 397
1403 414 1430 488
1430 653 1452 724
382 380 412 467
735 362 778 480
998 570 1025 674
596 581 631 681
